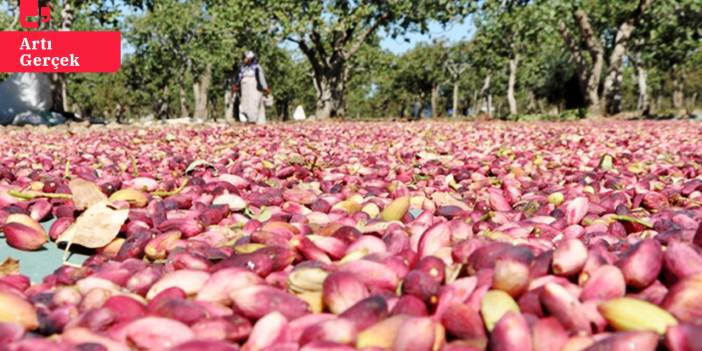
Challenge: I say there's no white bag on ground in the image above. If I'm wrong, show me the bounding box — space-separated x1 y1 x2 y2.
0 73 52 125
293 105 306 121
263 95 274 107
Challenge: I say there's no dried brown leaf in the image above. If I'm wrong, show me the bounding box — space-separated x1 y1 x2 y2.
57 200 128 249
68 179 107 210
0 258 20 276
431 192 470 210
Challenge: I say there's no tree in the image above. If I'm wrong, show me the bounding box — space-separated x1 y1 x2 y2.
469 29 508 117
259 48 316 121
0 0 18 30
391 41 449 118
685 48 702 110
638 0 702 111
628 38 650 114
532 40 585 113
555 0 653 115
267 1 471 118
344 38 398 118
600 0 652 115
46 0 123 113
125 0 270 121
127 0 196 119
0 0 15 83
475 0 546 116
445 42 470 118
365 51 415 118
207 0 272 121
67 70 135 121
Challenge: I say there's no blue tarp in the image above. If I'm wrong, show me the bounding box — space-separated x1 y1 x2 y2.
0 218 89 282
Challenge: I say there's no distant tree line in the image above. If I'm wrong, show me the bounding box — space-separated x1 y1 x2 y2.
1 0 700 121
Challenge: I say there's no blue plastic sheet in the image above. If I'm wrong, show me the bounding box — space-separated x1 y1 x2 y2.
0 218 89 282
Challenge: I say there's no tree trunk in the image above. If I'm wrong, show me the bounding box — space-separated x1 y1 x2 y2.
49 74 65 113
115 103 124 124
471 90 478 117
60 1 74 31
690 93 697 109
334 74 346 118
431 83 439 118
559 22 588 98
62 79 69 113
224 75 235 122
59 1 72 113
688 93 697 111
584 60 603 115
526 90 537 113
414 95 424 120
179 83 189 117
280 100 290 121
488 95 493 117
157 85 169 120
452 82 459 118
574 9 604 115
654 94 662 112
313 76 332 119
208 95 217 121
633 55 649 115
601 24 634 115
561 9 605 115
48 0 75 113
601 0 652 115
672 66 684 110
312 69 346 119
481 74 492 116
446 62 466 118
193 63 212 120
224 90 235 122
507 55 519 116
611 69 623 115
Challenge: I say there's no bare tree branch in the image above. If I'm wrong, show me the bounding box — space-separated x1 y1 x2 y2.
4 0 19 30
297 39 325 82
343 13 390 60
310 26 330 68
7 12 19 30
558 21 587 75
573 9 603 59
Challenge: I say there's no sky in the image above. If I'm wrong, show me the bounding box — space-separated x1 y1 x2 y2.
380 18 476 54
279 16 476 59
0 0 476 58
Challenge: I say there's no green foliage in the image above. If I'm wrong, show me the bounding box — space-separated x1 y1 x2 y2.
0 0 14 29
345 40 397 118
259 49 316 120
3 0 699 121
264 0 473 117
269 1 473 41
0 1 15 82
119 0 272 118
397 41 449 98
66 72 132 119
638 0 702 71
475 0 548 60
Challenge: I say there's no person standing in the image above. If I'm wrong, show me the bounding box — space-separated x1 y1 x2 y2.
233 51 270 124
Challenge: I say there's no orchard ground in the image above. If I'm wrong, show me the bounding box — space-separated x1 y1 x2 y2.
0 120 701 350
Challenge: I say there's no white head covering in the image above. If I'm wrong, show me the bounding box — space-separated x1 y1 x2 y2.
244 51 255 60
